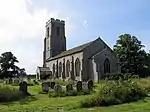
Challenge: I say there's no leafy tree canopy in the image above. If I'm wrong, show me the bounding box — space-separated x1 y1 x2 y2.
0 52 19 78
113 34 146 75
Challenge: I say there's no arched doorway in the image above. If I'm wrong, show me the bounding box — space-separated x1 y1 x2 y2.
66 60 70 77
75 58 80 77
104 58 110 74
58 62 62 77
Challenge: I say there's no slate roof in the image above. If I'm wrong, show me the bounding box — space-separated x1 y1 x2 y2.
46 41 93 61
38 67 50 72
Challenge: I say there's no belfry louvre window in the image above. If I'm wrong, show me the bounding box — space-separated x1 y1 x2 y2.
56 27 60 36
47 27 49 37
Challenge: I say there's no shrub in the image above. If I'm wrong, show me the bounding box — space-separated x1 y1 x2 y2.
80 79 147 107
49 89 92 98
103 72 139 80
0 84 25 102
136 78 150 93
33 80 39 85
54 79 69 86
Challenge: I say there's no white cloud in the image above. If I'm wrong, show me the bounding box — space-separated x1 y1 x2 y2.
82 20 88 28
0 0 74 73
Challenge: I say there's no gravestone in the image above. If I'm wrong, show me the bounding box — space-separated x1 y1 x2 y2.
76 81 82 92
41 82 49 93
5 79 9 84
54 84 62 94
82 82 87 90
13 78 20 85
8 78 12 84
50 81 55 89
87 80 94 91
19 81 28 95
27 77 31 82
66 83 73 92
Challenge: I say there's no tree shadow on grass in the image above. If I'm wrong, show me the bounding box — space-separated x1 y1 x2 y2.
0 95 37 106
19 95 37 105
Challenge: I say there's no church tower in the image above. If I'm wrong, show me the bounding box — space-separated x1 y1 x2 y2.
43 18 66 67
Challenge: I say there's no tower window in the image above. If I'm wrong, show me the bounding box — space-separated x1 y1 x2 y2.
56 27 60 36
47 27 49 37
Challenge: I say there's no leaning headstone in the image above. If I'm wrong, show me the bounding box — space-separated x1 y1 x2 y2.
50 81 55 89
76 81 82 92
41 82 49 93
54 84 62 94
87 80 94 91
19 81 28 95
66 83 73 92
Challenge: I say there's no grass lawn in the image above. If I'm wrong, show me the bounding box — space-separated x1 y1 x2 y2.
0 79 150 112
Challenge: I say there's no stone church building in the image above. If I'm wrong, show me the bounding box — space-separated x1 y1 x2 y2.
36 18 120 82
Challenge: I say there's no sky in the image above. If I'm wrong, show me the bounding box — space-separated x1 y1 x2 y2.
0 0 150 73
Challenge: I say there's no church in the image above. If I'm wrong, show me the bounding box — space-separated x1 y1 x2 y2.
36 18 120 82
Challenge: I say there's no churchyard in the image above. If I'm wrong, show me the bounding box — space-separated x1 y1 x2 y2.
0 75 150 112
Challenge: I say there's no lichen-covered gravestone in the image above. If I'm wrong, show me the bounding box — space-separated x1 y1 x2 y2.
66 83 73 92
87 80 94 91
76 81 82 92
41 82 49 93
50 81 55 89
19 81 28 95
82 82 87 90
54 84 62 94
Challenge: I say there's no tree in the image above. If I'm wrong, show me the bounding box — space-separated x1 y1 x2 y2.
0 52 19 78
113 34 146 75
141 52 150 77
17 68 27 77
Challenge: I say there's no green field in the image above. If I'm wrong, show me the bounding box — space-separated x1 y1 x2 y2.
0 79 150 112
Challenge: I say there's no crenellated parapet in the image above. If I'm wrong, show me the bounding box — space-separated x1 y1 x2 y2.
46 18 65 26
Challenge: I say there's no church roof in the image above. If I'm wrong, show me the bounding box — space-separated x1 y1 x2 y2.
46 41 93 61
37 67 50 72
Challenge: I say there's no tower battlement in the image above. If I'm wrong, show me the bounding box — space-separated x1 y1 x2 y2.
46 18 65 26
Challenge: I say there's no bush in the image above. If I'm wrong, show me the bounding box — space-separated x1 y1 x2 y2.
103 72 139 80
0 84 25 102
80 79 147 107
54 79 69 86
136 78 150 93
49 89 92 98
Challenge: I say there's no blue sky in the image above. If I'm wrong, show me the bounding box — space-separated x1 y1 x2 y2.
0 0 150 73
33 0 150 49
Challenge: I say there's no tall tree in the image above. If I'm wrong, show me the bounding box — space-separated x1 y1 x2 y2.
141 52 150 77
113 34 146 75
0 52 19 78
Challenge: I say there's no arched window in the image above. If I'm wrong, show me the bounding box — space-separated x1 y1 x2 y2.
75 58 80 76
58 62 62 77
66 60 70 77
52 64 55 76
104 58 110 74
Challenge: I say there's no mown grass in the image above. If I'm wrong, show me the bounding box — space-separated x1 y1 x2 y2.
0 78 150 112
